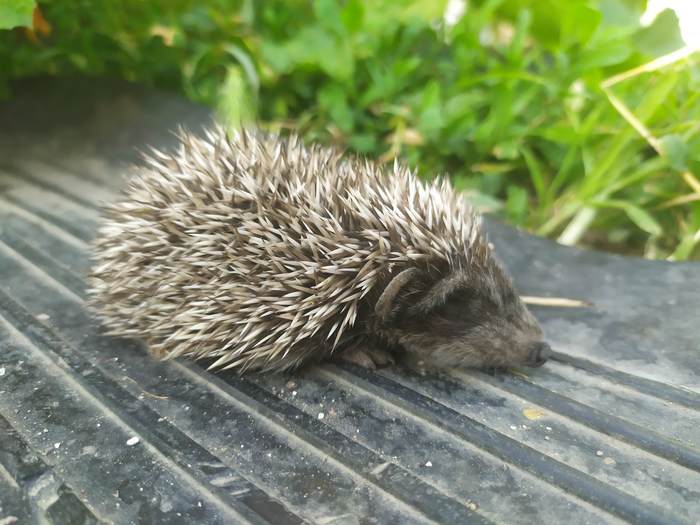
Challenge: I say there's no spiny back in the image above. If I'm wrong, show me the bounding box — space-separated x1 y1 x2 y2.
89 127 486 372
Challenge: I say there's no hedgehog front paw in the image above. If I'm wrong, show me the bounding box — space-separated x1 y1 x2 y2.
340 346 395 370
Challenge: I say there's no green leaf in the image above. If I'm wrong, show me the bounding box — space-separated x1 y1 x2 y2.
262 27 354 80
623 204 662 236
659 134 688 171
595 200 663 236
317 38 354 80
597 0 646 29
341 0 364 33
520 146 547 203
462 190 504 214
416 81 443 135
318 84 354 133
670 235 699 261
0 0 34 29
260 41 293 74
401 0 449 22
217 66 256 129
348 133 377 153
506 185 528 224
314 0 345 36
224 44 259 93
634 8 684 58
577 39 632 71
561 3 601 47
492 141 519 160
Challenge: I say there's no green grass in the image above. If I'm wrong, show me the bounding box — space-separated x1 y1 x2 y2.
2 0 699 259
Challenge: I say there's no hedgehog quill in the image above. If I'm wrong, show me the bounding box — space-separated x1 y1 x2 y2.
88 127 552 373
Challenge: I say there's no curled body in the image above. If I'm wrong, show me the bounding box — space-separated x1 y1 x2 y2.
88 127 551 373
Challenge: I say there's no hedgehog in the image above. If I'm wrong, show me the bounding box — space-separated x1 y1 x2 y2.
88 127 552 374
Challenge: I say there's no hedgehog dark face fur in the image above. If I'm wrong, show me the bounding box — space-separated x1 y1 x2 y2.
89 127 551 374
372 265 549 371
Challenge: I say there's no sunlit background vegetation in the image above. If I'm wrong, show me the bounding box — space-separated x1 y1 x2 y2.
1 0 699 259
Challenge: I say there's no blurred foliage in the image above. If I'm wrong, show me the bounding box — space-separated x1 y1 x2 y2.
1 0 699 259
0 0 34 29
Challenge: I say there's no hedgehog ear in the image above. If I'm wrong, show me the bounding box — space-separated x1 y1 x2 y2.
375 268 422 324
407 272 468 316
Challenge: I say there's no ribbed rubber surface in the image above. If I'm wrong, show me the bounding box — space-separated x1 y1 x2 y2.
0 78 698 524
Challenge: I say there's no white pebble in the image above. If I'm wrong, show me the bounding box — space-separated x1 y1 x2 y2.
596 450 604 456
37 313 50 321
53 442 61 449
509 425 517 430
317 412 325 420
425 461 432 467
126 436 140 446
0 367 5 377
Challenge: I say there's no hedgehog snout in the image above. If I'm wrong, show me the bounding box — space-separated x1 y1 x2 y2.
526 341 552 367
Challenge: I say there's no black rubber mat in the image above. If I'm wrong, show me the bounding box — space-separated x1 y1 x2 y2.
0 78 698 525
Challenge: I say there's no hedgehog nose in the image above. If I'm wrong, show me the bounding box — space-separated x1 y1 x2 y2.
527 342 552 367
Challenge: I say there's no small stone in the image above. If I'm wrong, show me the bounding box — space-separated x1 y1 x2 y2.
126 436 140 446
545 426 552 432
467 501 478 511
596 450 604 457
544 436 550 441
317 412 325 420
509 425 517 430
0 367 5 377
292 391 297 396
603 457 616 465
286 380 297 389
53 442 61 449
425 461 432 467
37 313 50 321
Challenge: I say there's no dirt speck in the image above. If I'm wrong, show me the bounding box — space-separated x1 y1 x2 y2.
522 407 545 420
